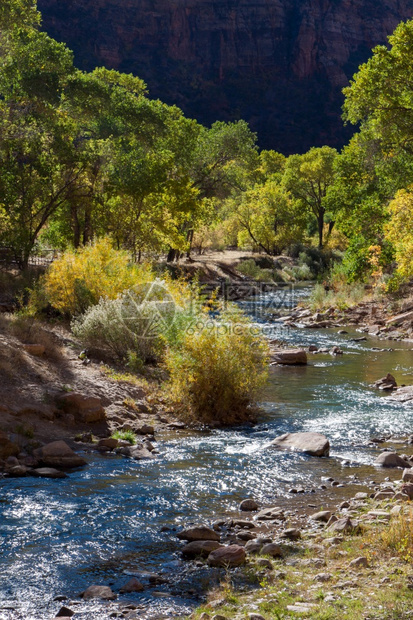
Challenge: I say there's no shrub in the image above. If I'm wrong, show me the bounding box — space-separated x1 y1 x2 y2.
381 509 413 562
163 306 269 425
112 430 137 445
237 259 284 283
72 276 198 363
43 238 154 315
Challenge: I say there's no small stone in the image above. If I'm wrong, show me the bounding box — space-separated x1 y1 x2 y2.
314 573 332 582
353 492 369 500
349 556 368 568
401 483 413 499
261 543 283 557
256 507 284 521
239 499 259 511
119 577 144 593
340 501 350 509
181 540 222 559
375 452 411 469
281 528 301 540
256 559 273 569
97 438 118 450
402 468 413 482
245 541 262 555
177 526 220 542
55 607 75 617
208 545 246 567
328 517 357 534
248 614 266 620
82 585 116 600
310 510 332 522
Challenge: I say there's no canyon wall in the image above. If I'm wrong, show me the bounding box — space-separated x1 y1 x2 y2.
37 0 413 152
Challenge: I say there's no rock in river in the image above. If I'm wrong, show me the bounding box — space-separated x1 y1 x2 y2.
181 540 223 559
269 432 330 457
375 452 411 468
177 525 220 542
31 468 68 479
81 585 116 600
271 349 307 365
34 441 87 469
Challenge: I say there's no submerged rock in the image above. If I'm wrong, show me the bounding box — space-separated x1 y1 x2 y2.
269 432 330 457
31 468 68 478
119 577 144 593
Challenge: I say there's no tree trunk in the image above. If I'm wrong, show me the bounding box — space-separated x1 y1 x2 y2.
317 208 325 249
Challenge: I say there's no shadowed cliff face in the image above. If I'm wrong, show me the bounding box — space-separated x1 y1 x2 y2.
37 0 413 153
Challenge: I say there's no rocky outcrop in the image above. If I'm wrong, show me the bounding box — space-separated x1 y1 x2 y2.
56 393 105 423
37 0 413 153
269 432 330 457
0 431 19 459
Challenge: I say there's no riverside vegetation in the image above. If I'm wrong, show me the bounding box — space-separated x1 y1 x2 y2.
2 1 413 619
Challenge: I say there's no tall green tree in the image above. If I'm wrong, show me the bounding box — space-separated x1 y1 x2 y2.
235 181 306 255
282 146 338 248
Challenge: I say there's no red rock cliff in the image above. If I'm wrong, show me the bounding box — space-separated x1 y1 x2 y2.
37 0 413 152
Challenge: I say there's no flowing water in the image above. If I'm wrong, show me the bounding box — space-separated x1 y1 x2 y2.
1 285 413 619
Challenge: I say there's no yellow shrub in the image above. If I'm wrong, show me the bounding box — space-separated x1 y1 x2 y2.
164 306 269 425
43 238 154 315
381 508 413 562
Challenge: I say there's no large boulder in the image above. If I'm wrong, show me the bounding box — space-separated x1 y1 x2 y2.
272 349 307 365
207 545 246 567
269 432 330 457
181 540 223 559
374 452 411 468
177 525 220 542
56 393 105 423
0 431 19 459
34 441 87 468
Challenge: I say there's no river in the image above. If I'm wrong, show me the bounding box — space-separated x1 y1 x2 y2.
1 285 413 619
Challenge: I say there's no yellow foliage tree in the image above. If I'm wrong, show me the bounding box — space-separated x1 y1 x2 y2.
384 188 413 281
43 238 153 315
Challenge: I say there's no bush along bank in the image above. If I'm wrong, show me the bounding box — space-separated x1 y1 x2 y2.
38 240 270 427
